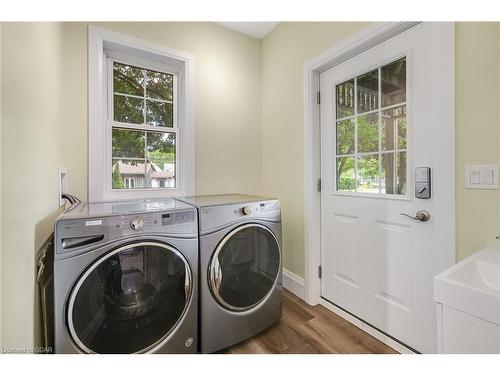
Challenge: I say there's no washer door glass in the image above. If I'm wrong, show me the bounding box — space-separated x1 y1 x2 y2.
68 242 191 353
209 224 280 311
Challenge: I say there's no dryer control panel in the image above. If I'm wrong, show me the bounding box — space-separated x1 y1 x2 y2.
199 199 280 234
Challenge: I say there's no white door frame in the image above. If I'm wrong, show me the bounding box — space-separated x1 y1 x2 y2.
303 22 456 306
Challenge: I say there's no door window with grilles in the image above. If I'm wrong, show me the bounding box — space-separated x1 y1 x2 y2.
335 57 407 196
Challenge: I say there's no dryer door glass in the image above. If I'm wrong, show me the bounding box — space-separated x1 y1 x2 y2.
68 242 192 353
209 224 280 311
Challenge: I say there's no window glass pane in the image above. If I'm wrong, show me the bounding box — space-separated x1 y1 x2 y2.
381 105 406 151
146 70 173 101
336 157 355 192
146 132 176 160
336 79 355 119
114 95 144 124
381 58 406 107
381 152 407 195
113 63 144 96
336 118 355 156
111 160 145 189
381 152 395 194
396 151 407 195
357 154 379 194
397 111 407 150
112 128 145 158
357 69 378 114
357 112 379 154
333 57 408 196
145 160 175 188
146 100 173 127
111 61 177 191
145 132 176 189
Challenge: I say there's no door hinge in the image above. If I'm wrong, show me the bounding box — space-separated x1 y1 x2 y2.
316 91 321 105
318 265 322 279
317 178 321 192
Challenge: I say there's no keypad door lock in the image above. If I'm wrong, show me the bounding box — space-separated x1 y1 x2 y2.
415 167 431 199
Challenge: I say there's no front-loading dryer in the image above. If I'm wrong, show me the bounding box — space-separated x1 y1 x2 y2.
178 195 282 353
53 198 198 354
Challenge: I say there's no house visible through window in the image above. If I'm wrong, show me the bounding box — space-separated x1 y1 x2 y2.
124 177 135 189
111 61 177 190
335 57 407 196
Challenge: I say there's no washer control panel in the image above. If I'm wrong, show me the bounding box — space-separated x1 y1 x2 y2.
130 217 144 230
161 210 196 226
108 209 196 239
56 208 197 254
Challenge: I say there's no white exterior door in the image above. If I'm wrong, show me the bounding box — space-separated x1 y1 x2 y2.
319 23 455 353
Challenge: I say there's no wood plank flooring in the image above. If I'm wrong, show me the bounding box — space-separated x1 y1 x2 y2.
222 290 398 354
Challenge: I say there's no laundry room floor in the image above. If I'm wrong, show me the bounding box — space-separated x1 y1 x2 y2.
222 290 398 354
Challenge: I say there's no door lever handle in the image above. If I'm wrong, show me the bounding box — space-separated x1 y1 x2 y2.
400 210 430 222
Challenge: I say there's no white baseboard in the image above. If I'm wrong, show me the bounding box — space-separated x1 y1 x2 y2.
320 298 417 354
282 268 305 300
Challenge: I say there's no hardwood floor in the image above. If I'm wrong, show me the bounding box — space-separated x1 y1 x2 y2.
222 290 398 354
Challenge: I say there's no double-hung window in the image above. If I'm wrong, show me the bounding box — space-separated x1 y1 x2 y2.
110 60 177 191
89 26 194 201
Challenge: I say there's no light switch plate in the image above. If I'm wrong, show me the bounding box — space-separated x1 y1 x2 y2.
465 165 498 189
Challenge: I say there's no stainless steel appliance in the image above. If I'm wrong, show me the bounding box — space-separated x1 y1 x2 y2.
53 198 198 353
178 195 282 353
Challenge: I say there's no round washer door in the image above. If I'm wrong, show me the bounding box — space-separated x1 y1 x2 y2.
209 224 281 312
67 241 192 354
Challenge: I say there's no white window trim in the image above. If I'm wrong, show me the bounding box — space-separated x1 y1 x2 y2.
89 25 195 202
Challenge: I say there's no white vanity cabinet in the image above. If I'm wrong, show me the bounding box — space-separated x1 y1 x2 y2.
434 245 500 353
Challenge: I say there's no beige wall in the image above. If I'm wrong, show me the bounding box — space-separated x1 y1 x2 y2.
261 22 500 278
261 22 370 276
0 22 262 348
1 23 66 348
455 22 500 260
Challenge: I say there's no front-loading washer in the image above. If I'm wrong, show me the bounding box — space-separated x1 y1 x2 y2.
53 198 198 354
178 195 282 353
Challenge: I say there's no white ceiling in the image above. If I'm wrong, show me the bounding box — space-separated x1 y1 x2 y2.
216 22 278 39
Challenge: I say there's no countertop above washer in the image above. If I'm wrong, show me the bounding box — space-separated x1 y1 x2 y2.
177 194 275 208
59 197 193 220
